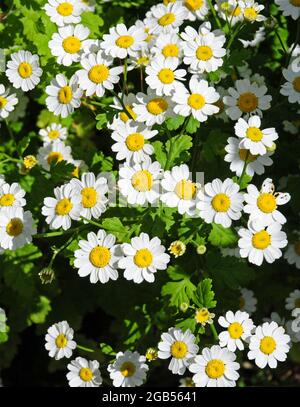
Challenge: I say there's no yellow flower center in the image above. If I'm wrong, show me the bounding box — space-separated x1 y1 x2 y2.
116 35 134 48
89 246 111 268
188 93 206 110
119 104 137 122
174 180 197 200
55 333 68 348
211 193 231 212
294 241 300 256
163 0 176 4
134 248 153 268
79 368 93 382
120 362 136 377
158 68 175 84
48 130 60 140
158 12 176 26
47 152 64 165
237 92 258 113
125 133 145 151
244 7 258 20
238 149 258 162
293 77 300 92
136 56 149 66
171 341 188 359
260 336 276 354
257 193 276 213
228 322 244 339
195 308 210 323
56 2 74 16
231 6 241 16
18 62 32 78
62 36 81 54
169 241 185 257
72 166 80 178
185 0 203 11
0 96 7 109
6 218 24 237
196 45 213 61
131 170 153 192
81 187 97 208
0 193 15 207
147 98 168 115
252 230 271 250
162 44 179 58
88 64 109 84
246 127 263 142
290 0 300 6
205 359 225 379
58 86 73 104
23 155 38 169
55 198 73 215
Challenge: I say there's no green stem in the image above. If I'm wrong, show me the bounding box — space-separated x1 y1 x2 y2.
34 224 88 239
207 0 222 29
210 323 219 342
274 29 288 55
226 22 245 51
179 115 191 137
76 344 95 353
122 58 128 100
49 234 77 267
238 151 249 186
111 90 135 121
80 216 102 228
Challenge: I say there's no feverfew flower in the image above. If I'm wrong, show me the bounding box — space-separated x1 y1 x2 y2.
285 289 300 311
0 85 18 119
0 207 36 250
183 0 209 21
234 116 278 156
44 0 82 27
74 230 121 284
39 123 68 144
218 310 255 351
281 65 300 104
248 322 290 368
49 24 90 66
108 351 148 387
168 240 186 258
151 33 183 60
110 93 138 125
239 288 257 315
189 345 240 387
238 220 288 266
239 0 266 22
147 2 188 34
284 232 300 269
172 77 220 122
6 50 43 92
197 178 244 228
45 321 76 360
134 89 174 126
67 358 102 387
0 182 26 209
118 232 170 283
158 328 199 375
37 140 73 171
195 308 215 326
244 178 291 226
46 74 83 118
215 0 244 26
275 0 300 20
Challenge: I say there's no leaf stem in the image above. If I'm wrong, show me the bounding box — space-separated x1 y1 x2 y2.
210 323 219 342
76 344 95 353
34 224 88 239
207 0 222 29
238 151 249 186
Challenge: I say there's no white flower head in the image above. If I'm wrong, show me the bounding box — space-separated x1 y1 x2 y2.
45 320 76 360
39 123 68 144
286 289 300 311
0 84 18 119
281 64 300 105
275 0 300 20
108 350 148 387
183 0 209 21
67 357 102 387
0 182 26 209
110 93 138 126
147 2 188 34
44 0 83 27
215 0 244 26
239 0 266 22
151 32 183 60
37 140 73 171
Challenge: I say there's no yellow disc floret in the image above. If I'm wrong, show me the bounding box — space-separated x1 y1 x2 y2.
89 246 111 268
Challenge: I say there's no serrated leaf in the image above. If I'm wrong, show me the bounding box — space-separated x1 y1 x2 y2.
176 317 197 333
193 278 217 309
99 342 116 356
96 113 108 130
101 217 131 242
162 266 196 308
29 296 51 325
152 140 167 167
165 134 193 169
208 223 238 248
232 175 252 190
81 12 104 37
165 115 185 131
186 116 200 134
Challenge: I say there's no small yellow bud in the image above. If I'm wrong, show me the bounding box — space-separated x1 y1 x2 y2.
145 347 158 361
23 155 38 170
168 240 186 258
196 245 207 255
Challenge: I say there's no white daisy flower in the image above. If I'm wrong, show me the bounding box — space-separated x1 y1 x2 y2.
248 322 290 368
111 120 157 164
134 89 174 126
70 172 108 220
151 32 183 60
37 140 73 171
215 0 244 26
44 0 82 27
108 351 148 387
147 2 188 34
145 55 186 96
275 0 300 20
223 78 272 120
100 23 147 59
49 24 90 66
158 328 199 375
46 74 83 118
286 289 300 311
39 123 68 144
181 21 223 44
45 320 76 360
0 84 18 119
182 23 226 74
218 310 255 352
284 232 300 269
110 93 138 125
195 308 215 326
0 182 26 209
128 50 151 71
6 50 43 92
0 207 36 250
42 183 81 230
7 90 28 122
239 0 266 22
160 164 198 216
224 136 274 177
74 230 121 284
67 357 102 387
281 65 300 104
172 77 220 122
119 232 170 283
234 116 278 156
76 51 123 97
239 26 266 48
239 288 257 315
244 178 291 226
197 178 244 228
189 344 240 387
183 0 209 21
118 158 161 205
286 318 300 343
238 220 288 266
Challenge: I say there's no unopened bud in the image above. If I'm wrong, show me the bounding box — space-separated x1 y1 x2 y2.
266 142 276 152
197 245 207 255
39 267 55 284
168 240 186 258
180 302 189 313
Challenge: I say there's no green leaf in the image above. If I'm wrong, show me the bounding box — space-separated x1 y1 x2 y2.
29 296 51 325
96 113 108 130
193 278 217 309
202 129 228 162
101 217 132 242
81 12 104 37
176 317 197 333
232 175 252 190
186 117 200 134
99 342 116 356
162 266 196 308
17 134 31 156
165 115 185 131
152 140 167 167
208 223 238 248
165 134 193 169
50 160 76 181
